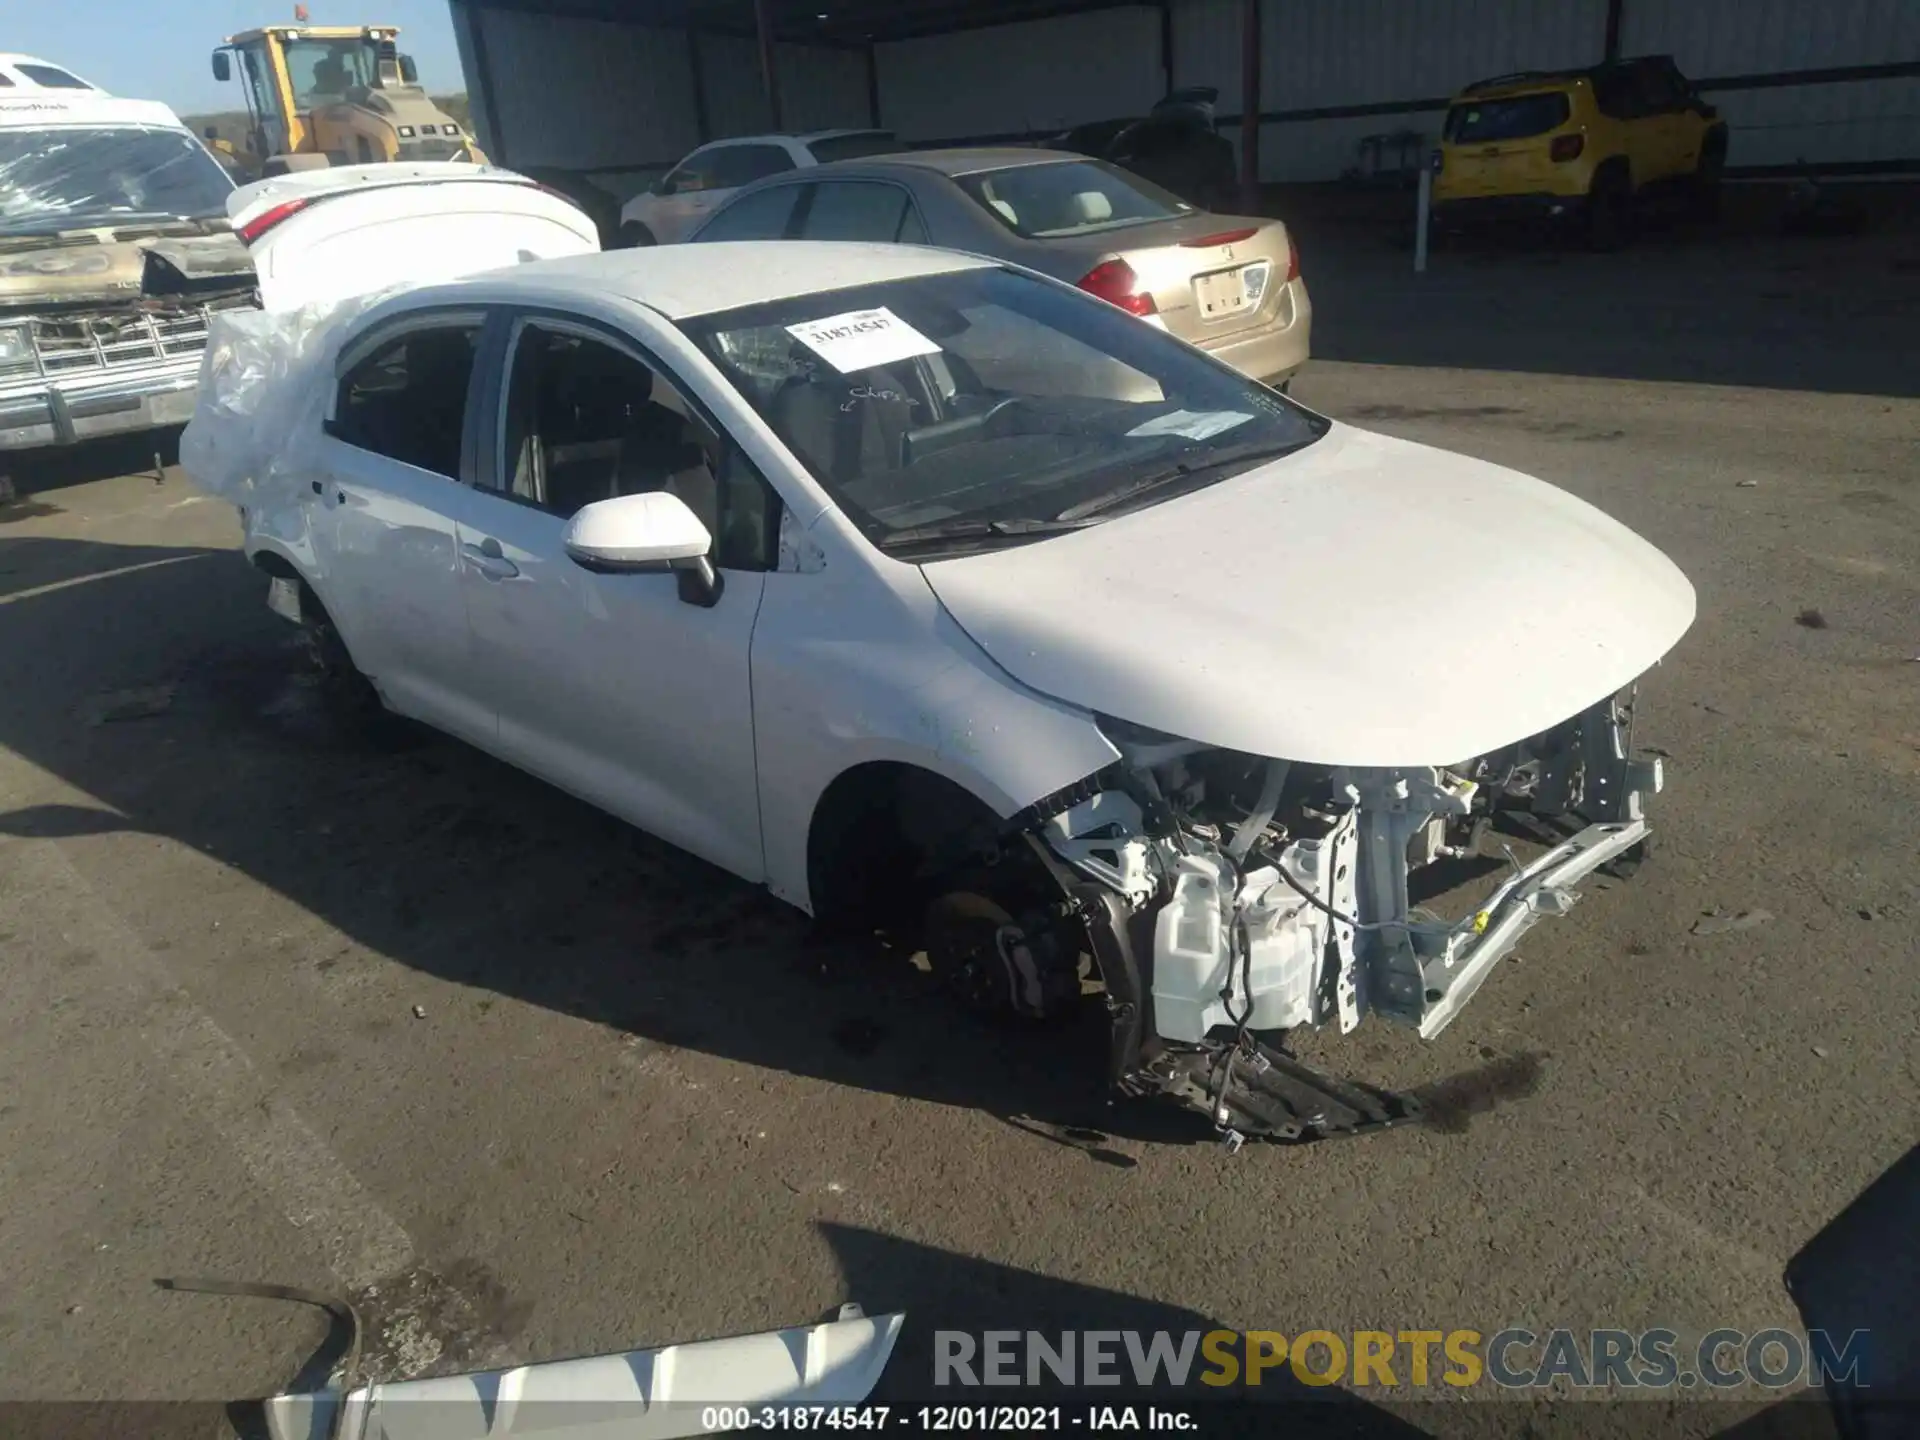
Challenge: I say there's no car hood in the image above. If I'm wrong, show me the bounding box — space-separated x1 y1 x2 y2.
0 228 252 310
917 421 1697 767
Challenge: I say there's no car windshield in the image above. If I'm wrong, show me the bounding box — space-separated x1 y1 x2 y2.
806 132 901 164
681 266 1329 554
1445 92 1572 143
957 159 1194 238
0 126 235 235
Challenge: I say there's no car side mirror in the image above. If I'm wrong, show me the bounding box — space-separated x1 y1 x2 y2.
563 490 723 606
212 51 232 82
399 54 420 84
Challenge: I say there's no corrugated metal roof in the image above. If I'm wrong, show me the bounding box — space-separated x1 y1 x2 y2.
466 0 1146 46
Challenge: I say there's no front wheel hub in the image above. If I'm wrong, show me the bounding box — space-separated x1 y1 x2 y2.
924 891 1076 1020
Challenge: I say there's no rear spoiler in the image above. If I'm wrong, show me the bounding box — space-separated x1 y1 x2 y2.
229 165 586 247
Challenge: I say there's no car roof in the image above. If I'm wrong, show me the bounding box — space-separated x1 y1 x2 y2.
702 128 893 147
866 147 1084 177
464 240 997 320
1458 53 1680 98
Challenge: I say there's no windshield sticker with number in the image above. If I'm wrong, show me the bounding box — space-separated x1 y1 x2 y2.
785 307 941 374
1125 409 1256 441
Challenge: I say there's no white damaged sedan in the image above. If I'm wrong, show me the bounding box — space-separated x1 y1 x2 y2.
185 165 1695 1144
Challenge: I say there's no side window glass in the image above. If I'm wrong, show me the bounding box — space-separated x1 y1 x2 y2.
1650 64 1689 112
241 47 283 122
329 323 481 479
663 152 715 195
1624 64 1667 118
895 202 930 245
800 182 913 241
713 144 796 188
697 184 803 241
18 65 90 89
498 326 780 570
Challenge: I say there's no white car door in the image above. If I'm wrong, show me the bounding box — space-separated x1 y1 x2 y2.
310 308 496 746
449 310 782 882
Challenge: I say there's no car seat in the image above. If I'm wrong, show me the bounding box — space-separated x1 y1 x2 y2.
367 330 472 476
768 363 925 496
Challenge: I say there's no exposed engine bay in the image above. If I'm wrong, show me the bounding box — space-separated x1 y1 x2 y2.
926 690 1661 1146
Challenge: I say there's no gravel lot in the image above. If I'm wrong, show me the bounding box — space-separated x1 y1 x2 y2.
1 209 1914 1438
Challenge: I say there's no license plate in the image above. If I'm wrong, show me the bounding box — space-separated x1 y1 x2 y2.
1194 266 1252 319
266 575 303 624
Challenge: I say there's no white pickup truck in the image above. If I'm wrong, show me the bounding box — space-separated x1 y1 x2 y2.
0 54 251 452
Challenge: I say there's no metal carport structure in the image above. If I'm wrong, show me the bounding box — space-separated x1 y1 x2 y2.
446 0 1920 210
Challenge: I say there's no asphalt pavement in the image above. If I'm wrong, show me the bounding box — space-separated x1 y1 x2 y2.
0 228 1915 1438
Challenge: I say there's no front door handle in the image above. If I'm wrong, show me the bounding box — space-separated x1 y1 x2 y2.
462 539 520 580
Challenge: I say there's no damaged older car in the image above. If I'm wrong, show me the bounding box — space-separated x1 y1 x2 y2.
182 206 1694 1146
1 67 253 451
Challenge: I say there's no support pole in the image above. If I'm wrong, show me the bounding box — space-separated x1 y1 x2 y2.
754 0 784 130
1414 161 1432 273
1603 0 1624 61
687 28 711 142
1238 0 1260 211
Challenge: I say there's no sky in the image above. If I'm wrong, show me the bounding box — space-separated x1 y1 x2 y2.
8 0 467 116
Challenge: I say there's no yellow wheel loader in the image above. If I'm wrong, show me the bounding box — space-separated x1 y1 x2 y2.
210 25 486 179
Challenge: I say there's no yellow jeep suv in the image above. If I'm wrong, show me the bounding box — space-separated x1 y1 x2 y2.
1433 54 1729 249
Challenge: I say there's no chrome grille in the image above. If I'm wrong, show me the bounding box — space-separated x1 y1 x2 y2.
8 306 215 381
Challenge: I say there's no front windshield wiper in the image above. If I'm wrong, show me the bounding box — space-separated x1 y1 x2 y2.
1052 440 1309 523
875 515 1100 551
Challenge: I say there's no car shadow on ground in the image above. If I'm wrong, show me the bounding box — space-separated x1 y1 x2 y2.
825 1223 1435 1433
1 429 181 502
0 536 1546 1153
184 1224 1832 1440
830 1225 1844 1438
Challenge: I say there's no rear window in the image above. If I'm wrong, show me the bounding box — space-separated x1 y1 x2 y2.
18 64 90 90
805 132 902 164
958 159 1192 239
1445 92 1572 143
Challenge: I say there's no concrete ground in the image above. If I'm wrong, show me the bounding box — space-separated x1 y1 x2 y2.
0 210 1915 1439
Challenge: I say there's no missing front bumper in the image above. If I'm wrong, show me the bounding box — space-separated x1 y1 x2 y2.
1412 816 1648 1039
1043 692 1667 1143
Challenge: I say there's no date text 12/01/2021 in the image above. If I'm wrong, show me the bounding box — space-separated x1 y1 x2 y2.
699 1406 1197 1431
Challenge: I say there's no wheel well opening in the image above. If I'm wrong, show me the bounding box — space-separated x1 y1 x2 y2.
805 762 1006 937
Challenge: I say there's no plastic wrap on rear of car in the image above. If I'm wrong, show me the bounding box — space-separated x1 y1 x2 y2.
177 284 408 507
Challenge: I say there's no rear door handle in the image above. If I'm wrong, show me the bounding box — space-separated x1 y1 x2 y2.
462 539 519 580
